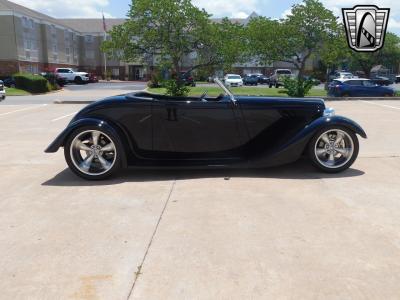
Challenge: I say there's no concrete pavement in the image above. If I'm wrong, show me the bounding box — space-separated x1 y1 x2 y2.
0 100 399 299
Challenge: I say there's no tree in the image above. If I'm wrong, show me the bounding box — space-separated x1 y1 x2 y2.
318 24 350 88
102 0 246 95
247 0 339 80
347 32 400 78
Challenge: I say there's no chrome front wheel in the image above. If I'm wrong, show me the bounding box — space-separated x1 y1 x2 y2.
65 128 121 180
309 127 359 173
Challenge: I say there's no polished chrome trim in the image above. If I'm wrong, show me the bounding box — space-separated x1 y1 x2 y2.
214 78 236 103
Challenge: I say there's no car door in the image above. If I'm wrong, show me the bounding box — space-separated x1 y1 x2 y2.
346 80 365 96
362 80 380 96
151 96 244 159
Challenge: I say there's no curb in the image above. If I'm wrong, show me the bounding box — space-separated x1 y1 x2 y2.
323 97 400 101
54 100 94 104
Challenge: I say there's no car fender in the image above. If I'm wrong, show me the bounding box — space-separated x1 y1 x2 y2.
302 115 367 139
249 115 367 168
281 115 367 153
45 118 121 152
45 118 129 166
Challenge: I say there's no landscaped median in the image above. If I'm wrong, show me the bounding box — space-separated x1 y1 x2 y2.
4 87 31 96
147 86 328 97
4 73 62 97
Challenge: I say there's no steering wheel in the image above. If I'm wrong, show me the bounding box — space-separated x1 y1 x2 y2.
200 90 208 102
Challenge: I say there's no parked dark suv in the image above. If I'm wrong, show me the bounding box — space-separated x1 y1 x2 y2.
3 77 16 88
243 74 259 86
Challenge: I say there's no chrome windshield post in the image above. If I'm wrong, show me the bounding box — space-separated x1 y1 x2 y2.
214 78 237 104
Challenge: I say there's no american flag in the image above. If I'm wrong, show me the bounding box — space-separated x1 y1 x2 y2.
102 13 107 32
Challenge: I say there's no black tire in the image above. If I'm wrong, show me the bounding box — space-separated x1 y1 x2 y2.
74 76 83 84
308 126 359 173
275 83 279 88
269 84 273 88
64 126 123 180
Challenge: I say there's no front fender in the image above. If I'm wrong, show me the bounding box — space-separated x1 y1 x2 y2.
249 115 367 168
45 118 119 153
305 115 367 139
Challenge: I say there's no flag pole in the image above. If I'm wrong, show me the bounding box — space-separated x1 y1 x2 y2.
104 32 107 80
102 12 107 80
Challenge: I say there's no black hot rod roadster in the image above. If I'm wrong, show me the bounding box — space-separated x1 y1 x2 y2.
46 79 366 180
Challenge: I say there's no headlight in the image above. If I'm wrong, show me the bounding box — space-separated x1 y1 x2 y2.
323 107 335 117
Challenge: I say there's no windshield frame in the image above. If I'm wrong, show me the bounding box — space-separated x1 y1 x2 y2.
214 78 236 102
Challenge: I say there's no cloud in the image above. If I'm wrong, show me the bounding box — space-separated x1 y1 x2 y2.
389 18 400 29
192 0 260 18
281 8 292 19
320 0 400 32
11 0 112 18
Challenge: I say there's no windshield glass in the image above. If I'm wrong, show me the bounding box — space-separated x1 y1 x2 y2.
228 75 241 79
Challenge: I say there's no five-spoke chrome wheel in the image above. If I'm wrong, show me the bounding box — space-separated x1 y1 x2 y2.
68 130 118 177
309 127 359 173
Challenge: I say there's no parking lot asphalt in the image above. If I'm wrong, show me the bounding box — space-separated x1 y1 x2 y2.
1 100 400 299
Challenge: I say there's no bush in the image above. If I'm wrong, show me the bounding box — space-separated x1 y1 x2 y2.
163 79 190 97
283 77 314 97
14 73 50 94
147 71 163 88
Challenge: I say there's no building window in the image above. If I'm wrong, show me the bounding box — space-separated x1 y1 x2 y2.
52 44 58 53
50 25 57 37
85 50 95 59
85 35 93 43
112 68 120 77
64 30 70 41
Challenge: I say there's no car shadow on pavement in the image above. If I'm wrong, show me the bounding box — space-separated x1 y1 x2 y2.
42 159 365 187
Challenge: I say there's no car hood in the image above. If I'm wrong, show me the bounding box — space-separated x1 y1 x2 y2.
237 96 325 109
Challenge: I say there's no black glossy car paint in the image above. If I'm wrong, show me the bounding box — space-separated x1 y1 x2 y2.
46 92 366 169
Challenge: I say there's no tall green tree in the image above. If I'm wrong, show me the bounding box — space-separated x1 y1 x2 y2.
102 0 246 89
347 32 400 77
247 0 340 80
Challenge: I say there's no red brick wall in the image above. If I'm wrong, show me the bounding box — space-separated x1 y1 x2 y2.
0 60 19 76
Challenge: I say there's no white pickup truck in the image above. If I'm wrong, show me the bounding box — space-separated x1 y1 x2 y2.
55 68 89 84
0 80 5 100
269 69 294 88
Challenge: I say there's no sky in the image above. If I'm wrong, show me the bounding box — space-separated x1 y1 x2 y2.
10 0 400 34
